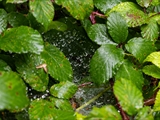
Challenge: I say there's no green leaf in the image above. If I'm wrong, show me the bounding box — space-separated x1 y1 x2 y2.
0 71 29 111
41 43 73 82
125 37 156 63
93 0 127 13
107 2 147 27
85 105 122 120
141 21 159 41
143 65 160 79
115 60 144 90
135 106 154 120
7 12 29 27
87 24 115 45
107 12 128 43
50 81 78 99
55 0 93 20
151 0 160 6
29 0 54 30
47 21 67 32
113 78 143 115
15 54 49 92
0 59 12 71
6 0 27 3
154 90 160 111
136 0 152 8
0 26 44 54
0 9 7 34
90 44 124 85
143 52 160 68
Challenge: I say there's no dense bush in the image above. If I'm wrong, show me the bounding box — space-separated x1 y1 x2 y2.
0 0 160 119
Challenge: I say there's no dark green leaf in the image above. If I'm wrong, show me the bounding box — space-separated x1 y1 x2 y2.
6 0 27 3
107 12 128 43
41 43 73 82
0 9 7 34
29 0 54 30
154 90 160 111
143 65 160 79
0 26 44 54
90 44 124 85
87 24 115 45
15 54 49 92
0 59 11 71
136 0 152 7
125 37 156 63
0 71 29 111
47 21 67 32
50 81 78 99
113 78 143 115
115 60 144 90
85 105 122 120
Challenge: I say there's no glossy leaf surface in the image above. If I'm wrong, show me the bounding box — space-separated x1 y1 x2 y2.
154 90 160 111
90 44 124 85
0 59 11 71
6 0 27 3
0 9 7 34
136 0 152 7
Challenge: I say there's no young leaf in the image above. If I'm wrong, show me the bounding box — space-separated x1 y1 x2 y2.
90 44 124 85
50 81 78 99
0 59 11 71
87 24 115 45
113 78 143 115
15 54 49 92
41 43 73 82
55 0 93 20
6 0 27 4
154 90 160 111
107 2 147 27
107 12 128 43
125 37 156 63
0 71 29 111
115 60 144 90
143 52 160 68
136 0 152 8
0 26 44 54
29 0 54 30
143 65 160 79
85 105 122 120
0 9 7 34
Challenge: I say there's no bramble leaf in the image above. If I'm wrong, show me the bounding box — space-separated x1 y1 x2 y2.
113 78 143 115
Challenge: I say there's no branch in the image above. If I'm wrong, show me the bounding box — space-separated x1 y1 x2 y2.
89 11 107 24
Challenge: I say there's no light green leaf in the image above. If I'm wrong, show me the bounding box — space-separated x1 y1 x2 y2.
87 24 115 45
113 78 143 115
143 52 160 68
107 2 147 27
41 43 73 82
90 44 124 85
136 0 152 7
0 71 29 111
0 9 7 34
135 106 154 120
50 81 78 99
107 12 128 43
0 59 11 71
115 60 144 90
15 54 49 92
0 26 44 54
6 0 27 3
141 21 159 41
154 90 160 111
125 37 156 63
85 105 122 120
143 65 160 79
55 0 93 20
151 0 160 6
29 0 54 30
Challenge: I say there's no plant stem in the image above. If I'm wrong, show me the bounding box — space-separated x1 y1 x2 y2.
76 85 111 112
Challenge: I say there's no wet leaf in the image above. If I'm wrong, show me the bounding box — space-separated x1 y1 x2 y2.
107 12 128 43
0 71 29 111
0 26 44 54
113 78 143 115
154 90 160 111
0 59 12 71
50 81 78 99
125 37 156 63
90 44 124 85
115 60 144 90
143 65 160 79
15 54 49 92
55 0 93 20
85 105 122 120
29 0 54 30
87 24 115 45
6 0 27 3
136 0 152 8
0 9 7 34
